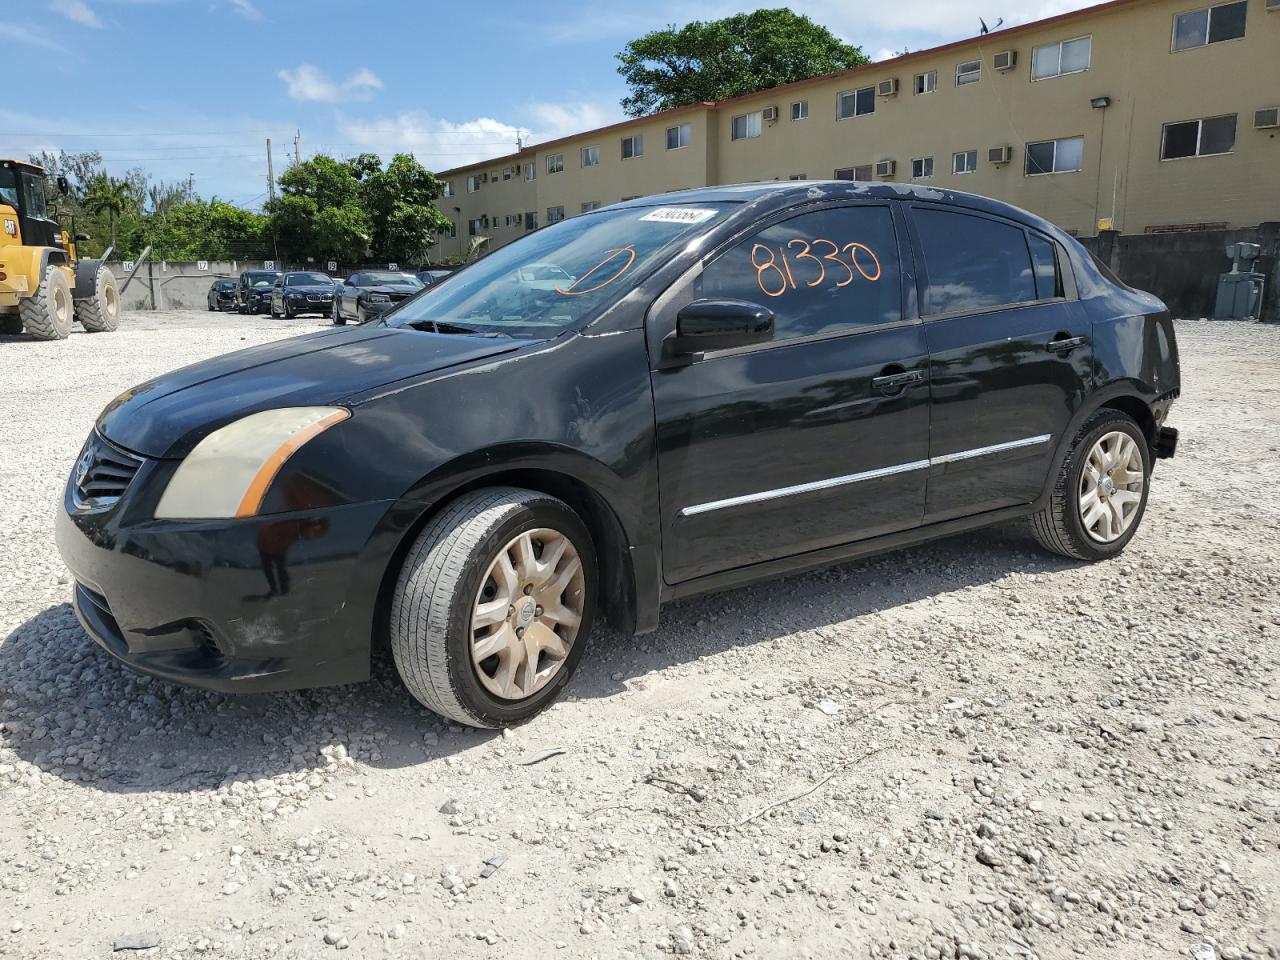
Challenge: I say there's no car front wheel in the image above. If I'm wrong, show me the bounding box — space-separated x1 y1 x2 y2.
1030 410 1151 561
390 487 596 728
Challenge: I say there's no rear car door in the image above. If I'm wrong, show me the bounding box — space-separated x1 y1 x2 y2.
651 201 931 584
906 204 1091 522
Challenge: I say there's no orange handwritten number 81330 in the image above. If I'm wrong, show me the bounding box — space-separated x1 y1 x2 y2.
749 237 880 299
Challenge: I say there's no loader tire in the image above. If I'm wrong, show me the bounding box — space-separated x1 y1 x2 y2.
74 266 121 332
19 266 74 340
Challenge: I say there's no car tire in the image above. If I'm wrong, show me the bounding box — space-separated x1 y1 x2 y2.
74 266 120 333
1029 410 1151 561
333 301 345 325
283 302 293 319
19 266 74 340
390 487 597 728
208 301 215 311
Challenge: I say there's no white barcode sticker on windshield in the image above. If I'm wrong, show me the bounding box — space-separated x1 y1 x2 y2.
639 207 717 225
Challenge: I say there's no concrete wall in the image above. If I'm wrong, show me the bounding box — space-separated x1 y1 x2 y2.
1083 221 1279 321
108 260 273 311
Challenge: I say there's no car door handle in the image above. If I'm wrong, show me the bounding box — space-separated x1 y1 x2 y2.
871 369 925 394
1046 335 1087 354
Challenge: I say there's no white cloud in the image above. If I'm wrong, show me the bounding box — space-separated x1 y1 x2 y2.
49 0 104 28
335 100 625 170
229 0 264 21
278 65 383 103
0 22 70 51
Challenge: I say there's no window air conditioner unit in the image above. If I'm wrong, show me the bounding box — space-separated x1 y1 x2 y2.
877 78 899 97
762 105 779 122
993 50 1017 71
1267 0 1279 12
874 159 896 178
1255 107 1280 129
988 145 1012 165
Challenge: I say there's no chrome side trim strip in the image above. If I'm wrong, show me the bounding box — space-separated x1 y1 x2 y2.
931 433 1052 464
679 459 931 517
678 433 1053 517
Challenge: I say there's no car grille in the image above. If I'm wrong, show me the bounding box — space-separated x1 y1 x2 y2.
306 294 333 302
389 291 411 302
73 433 143 510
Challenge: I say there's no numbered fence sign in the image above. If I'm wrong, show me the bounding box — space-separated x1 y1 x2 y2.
387 263 399 271
122 261 135 273
327 261 337 272
264 260 275 270
196 260 209 271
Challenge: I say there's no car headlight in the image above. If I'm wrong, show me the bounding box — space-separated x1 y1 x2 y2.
367 293 389 303
154 407 350 520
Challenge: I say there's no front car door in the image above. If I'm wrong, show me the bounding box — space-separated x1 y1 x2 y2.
650 201 932 585
905 204 1092 522
342 276 359 318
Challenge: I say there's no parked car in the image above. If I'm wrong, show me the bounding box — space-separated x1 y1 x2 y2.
57 182 1179 730
270 271 336 319
206 278 238 311
416 268 455 287
236 269 281 314
333 271 424 324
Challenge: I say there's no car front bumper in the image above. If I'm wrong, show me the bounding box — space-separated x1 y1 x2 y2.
55 472 396 693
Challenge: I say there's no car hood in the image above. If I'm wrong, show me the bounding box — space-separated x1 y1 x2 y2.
359 285 420 296
284 284 335 294
97 326 520 459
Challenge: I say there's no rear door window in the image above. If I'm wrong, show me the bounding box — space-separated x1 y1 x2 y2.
699 204 902 341
913 208 1038 315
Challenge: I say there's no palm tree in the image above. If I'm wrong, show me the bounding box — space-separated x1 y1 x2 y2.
82 175 135 249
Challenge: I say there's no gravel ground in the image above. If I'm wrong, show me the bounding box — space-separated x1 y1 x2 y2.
1 311 1278 960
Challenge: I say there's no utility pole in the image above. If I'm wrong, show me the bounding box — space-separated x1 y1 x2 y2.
266 138 276 201
294 129 301 165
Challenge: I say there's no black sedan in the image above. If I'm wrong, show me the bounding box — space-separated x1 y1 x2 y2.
333 271 424 324
270 271 335 319
236 270 281 314
57 182 1179 729
206 278 238 311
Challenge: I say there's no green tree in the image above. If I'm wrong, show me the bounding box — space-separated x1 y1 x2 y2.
266 153 451 266
82 175 138 250
616 9 868 117
145 199 268 260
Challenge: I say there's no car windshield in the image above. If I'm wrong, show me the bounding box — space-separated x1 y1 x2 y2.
388 202 730 338
247 272 279 288
360 272 421 287
286 272 332 286
217 280 236 289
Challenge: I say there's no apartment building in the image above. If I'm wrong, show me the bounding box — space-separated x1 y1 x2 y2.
434 0 1280 259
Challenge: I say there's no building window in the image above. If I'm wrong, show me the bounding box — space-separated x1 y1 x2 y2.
953 150 978 174
546 153 564 174
467 218 483 236
466 174 482 193
1025 136 1084 174
1172 0 1247 50
788 173 807 180
502 166 514 181
956 59 981 85
524 211 537 230
914 70 937 95
441 180 454 198
440 220 457 239
547 205 565 224
666 122 692 150
837 86 875 119
581 200 601 213
621 134 643 160
524 162 536 181
731 112 762 140
791 100 809 120
1160 114 1237 159
834 164 873 181
580 146 601 167
1032 36 1092 79
911 157 934 179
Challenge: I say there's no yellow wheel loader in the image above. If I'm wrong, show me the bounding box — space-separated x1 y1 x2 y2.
0 158 119 340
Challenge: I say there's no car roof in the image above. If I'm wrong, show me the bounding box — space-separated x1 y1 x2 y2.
609 180 1069 241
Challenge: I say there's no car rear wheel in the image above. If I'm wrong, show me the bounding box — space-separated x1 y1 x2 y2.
390 487 596 728
1029 410 1151 561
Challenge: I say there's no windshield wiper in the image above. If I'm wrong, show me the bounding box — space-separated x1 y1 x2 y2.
405 319 512 338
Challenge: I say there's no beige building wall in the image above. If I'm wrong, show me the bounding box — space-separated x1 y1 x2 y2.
437 0 1279 256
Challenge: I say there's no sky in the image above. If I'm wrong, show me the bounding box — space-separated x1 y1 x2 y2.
2 0 1100 211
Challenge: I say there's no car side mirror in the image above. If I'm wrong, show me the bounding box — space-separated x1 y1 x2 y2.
666 298 774 359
